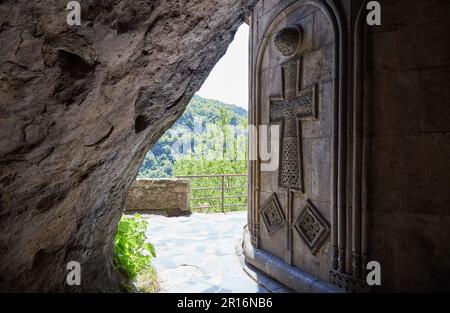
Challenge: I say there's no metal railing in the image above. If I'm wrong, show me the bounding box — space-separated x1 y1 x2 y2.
176 174 247 213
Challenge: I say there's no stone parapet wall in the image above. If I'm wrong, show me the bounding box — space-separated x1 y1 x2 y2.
126 179 190 216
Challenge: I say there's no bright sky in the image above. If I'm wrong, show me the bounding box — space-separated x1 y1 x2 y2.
196 24 249 110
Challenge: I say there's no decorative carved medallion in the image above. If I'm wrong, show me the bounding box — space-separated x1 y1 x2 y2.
274 26 303 57
270 58 317 191
294 200 330 254
261 193 285 236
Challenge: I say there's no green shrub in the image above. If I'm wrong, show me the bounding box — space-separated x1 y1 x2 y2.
114 214 156 280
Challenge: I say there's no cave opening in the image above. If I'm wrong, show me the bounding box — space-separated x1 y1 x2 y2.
119 23 263 293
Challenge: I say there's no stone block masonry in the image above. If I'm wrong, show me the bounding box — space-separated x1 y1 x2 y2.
126 179 191 217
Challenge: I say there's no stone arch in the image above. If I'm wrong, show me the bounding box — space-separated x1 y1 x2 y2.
246 0 348 292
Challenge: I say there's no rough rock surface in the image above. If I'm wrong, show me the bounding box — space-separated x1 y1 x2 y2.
126 179 190 216
0 0 256 291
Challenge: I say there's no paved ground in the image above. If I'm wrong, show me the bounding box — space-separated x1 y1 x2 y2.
142 212 270 293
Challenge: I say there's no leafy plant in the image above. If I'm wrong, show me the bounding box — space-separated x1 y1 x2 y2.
114 214 156 280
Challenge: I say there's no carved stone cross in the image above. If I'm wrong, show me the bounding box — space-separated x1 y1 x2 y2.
270 59 317 191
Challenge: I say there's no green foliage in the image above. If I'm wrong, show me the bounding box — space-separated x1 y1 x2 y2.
138 95 249 213
174 160 247 212
114 214 156 280
138 95 248 178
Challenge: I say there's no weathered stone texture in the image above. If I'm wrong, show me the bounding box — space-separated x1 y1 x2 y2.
247 0 450 293
367 0 450 292
126 179 190 216
0 0 256 291
249 0 335 285
2 0 450 294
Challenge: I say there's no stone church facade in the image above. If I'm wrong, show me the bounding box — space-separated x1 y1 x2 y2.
244 0 450 292
0 0 449 292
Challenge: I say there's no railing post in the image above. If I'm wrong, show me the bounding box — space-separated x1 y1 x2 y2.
221 175 225 213
176 174 246 212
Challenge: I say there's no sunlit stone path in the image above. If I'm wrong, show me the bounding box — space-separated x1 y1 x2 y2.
143 212 269 293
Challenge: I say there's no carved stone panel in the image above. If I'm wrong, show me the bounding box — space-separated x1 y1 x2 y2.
251 0 335 283
270 57 318 191
261 193 285 236
294 200 330 254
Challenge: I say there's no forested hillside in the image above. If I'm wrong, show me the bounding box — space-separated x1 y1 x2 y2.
138 95 248 178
